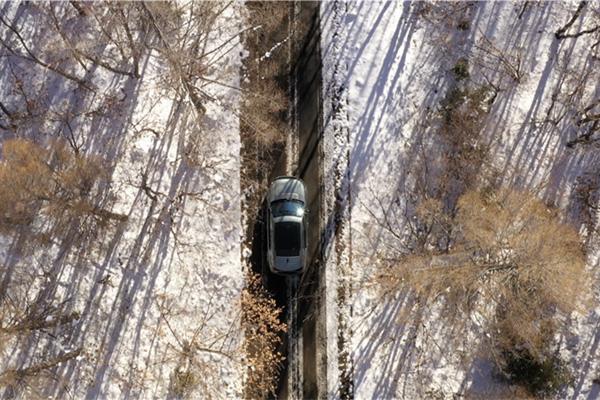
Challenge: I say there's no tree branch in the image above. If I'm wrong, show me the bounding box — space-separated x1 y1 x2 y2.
0 15 94 91
555 1 587 39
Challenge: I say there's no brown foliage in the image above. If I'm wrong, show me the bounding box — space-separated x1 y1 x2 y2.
377 188 588 363
242 273 286 399
0 139 124 237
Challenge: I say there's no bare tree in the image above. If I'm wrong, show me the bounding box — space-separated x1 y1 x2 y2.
363 71 589 394
374 188 588 391
0 348 81 397
0 282 82 397
0 13 94 91
572 171 600 241
153 295 238 399
41 4 139 78
567 96 600 148
473 31 527 85
555 1 600 40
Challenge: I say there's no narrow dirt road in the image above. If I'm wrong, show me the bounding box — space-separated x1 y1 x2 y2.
275 1 323 399
242 1 323 398
289 1 324 399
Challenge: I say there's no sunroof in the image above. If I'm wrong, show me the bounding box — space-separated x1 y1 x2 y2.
274 221 301 256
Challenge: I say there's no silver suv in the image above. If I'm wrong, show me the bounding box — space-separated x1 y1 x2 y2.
266 176 307 274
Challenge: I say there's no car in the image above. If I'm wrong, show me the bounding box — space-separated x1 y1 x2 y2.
266 176 308 274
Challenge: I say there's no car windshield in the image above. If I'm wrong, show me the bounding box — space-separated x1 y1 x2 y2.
274 221 301 256
271 200 305 218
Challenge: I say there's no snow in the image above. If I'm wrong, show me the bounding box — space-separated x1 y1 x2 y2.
0 2 246 399
321 1 600 398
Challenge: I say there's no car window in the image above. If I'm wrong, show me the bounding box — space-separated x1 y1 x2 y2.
303 219 306 246
274 221 301 256
271 200 304 218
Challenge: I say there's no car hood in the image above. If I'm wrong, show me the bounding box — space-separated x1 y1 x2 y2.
269 178 306 203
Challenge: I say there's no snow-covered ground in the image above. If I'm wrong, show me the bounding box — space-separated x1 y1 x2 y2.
0 2 245 398
321 1 600 398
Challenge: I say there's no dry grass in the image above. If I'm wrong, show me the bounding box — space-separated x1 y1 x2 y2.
169 367 199 399
239 2 297 215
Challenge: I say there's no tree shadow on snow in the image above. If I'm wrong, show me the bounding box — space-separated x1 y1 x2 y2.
1 3 240 399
